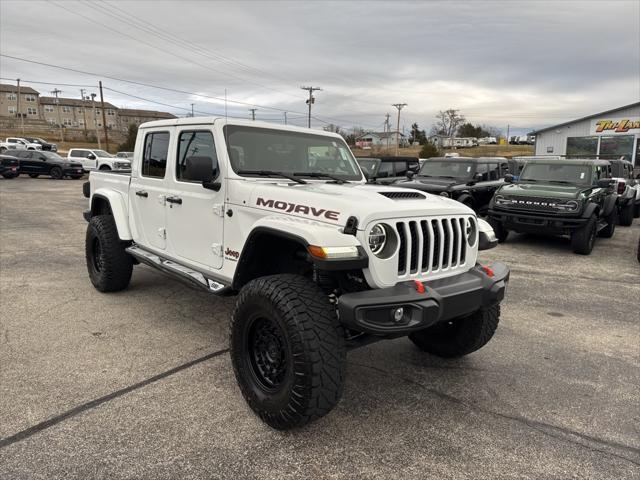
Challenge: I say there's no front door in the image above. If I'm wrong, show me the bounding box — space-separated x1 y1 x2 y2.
165 128 224 270
130 130 172 251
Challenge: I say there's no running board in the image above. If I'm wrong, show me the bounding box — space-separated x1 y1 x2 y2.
126 245 231 295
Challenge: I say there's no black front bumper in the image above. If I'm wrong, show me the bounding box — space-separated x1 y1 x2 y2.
488 208 586 233
338 262 509 335
63 167 85 177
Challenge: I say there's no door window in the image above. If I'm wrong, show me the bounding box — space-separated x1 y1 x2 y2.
70 150 88 158
176 131 219 182
393 161 408 176
142 131 170 178
376 162 393 178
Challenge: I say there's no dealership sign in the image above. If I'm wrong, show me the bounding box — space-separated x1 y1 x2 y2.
592 117 640 135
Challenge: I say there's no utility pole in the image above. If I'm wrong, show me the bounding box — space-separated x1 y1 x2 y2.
283 111 287 125
91 93 101 149
99 81 109 151
506 124 510 145
392 103 407 156
190 103 194 117
51 88 64 142
384 112 391 150
301 86 322 128
80 89 88 139
249 108 257 121
16 78 25 135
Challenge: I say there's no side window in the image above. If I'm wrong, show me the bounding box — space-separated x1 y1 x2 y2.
176 131 218 182
393 161 408 176
70 150 86 158
488 163 501 180
377 162 393 178
476 163 490 181
142 131 169 178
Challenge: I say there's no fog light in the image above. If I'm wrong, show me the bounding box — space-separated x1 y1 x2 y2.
393 307 404 323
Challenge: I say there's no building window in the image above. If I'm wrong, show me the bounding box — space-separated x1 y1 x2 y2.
47 118 56 125
8 106 17 114
566 136 598 157
63 118 73 126
62 106 71 113
598 135 634 160
27 107 37 115
6 93 17 101
44 105 54 112
25 95 36 102
79 119 85 126
107 109 115 116
77 107 83 113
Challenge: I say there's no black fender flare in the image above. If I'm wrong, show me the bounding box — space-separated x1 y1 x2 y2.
602 195 617 217
581 203 600 219
457 193 474 208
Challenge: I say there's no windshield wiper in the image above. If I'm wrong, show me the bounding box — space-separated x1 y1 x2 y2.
237 170 307 184
293 172 350 184
546 180 576 185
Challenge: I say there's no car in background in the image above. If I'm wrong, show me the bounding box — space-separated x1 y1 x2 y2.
356 156 419 184
608 158 640 225
4 137 42 150
0 154 20 179
67 148 131 172
487 159 618 255
0 140 21 153
116 151 134 159
12 150 84 179
394 157 511 214
22 137 58 152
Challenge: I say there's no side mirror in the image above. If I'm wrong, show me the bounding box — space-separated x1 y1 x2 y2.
504 174 514 183
597 178 614 189
406 170 415 180
40 156 47 161
87 154 96 160
474 172 483 181
477 218 498 251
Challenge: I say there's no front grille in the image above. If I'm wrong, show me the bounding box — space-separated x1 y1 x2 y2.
379 191 426 199
396 216 472 277
504 197 564 212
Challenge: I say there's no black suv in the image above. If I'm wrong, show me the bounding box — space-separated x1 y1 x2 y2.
0 154 20 179
13 150 84 179
356 156 419 184
22 137 58 152
394 157 511 214
487 159 618 255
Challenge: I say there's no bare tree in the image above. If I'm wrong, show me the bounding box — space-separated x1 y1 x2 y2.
434 109 466 137
323 123 343 136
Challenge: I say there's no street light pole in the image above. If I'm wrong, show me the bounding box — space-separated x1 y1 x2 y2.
301 86 322 128
392 103 407 156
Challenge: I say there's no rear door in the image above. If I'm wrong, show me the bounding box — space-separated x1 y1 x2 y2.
165 127 225 270
129 129 172 251
14 151 38 174
70 149 96 171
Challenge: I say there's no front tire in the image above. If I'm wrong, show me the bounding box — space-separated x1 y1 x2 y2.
85 215 133 292
230 274 346 430
598 209 617 238
571 214 597 254
409 304 500 358
99 165 111 171
50 166 63 179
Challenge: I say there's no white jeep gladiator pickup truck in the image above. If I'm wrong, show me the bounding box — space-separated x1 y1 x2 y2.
83 118 509 430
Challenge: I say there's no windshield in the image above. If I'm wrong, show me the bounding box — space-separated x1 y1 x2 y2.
419 161 474 178
94 150 114 158
225 126 363 181
520 163 592 184
357 158 380 177
42 152 64 161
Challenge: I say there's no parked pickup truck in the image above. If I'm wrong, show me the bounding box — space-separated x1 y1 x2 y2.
1 137 43 152
83 118 509 430
609 158 640 225
68 148 131 172
487 159 618 255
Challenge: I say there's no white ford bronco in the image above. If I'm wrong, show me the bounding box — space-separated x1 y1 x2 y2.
83 118 509 430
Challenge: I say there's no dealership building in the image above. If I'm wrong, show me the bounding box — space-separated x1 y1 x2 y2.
532 102 640 167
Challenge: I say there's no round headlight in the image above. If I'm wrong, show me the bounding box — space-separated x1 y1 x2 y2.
368 224 387 255
466 217 477 246
565 200 579 211
440 191 450 197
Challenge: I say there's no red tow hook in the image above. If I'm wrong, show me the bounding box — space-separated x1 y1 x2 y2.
481 265 495 278
414 280 426 293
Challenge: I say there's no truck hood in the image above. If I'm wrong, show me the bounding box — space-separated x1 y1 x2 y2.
498 182 587 200
395 177 462 192
236 180 474 229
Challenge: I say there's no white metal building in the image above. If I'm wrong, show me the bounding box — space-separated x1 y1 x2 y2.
532 102 640 167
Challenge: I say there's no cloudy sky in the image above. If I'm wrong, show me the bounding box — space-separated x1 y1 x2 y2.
1 0 639 135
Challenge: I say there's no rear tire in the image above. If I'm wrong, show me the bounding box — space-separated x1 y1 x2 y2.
50 166 63 180
633 203 640 218
2 173 17 179
571 214 597 254
28 173 39 178
619 203 634 226
85 215 133 292
230 274 346 430
409 304 500 358
99 165 111 171
489 218 509 243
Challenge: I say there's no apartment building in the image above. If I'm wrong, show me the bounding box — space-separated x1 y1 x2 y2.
0 84 41 119
39 96 120 130
118 108 176 132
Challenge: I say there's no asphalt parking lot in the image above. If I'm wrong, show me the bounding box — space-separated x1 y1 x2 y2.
0 176 638 480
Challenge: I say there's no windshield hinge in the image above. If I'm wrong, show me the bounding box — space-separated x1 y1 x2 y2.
211 243 223 256
212 204 224 216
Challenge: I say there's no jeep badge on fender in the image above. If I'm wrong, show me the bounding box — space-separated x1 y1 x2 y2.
82 118 509 430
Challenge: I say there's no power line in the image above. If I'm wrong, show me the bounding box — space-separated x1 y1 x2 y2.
0 77 96 88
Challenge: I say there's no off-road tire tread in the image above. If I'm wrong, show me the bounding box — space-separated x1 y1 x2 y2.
230 274 346 430
85 215 133 292
409 304 500 358
571 214 597 254
619 203 634 226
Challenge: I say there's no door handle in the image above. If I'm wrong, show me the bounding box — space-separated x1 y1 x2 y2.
166 196 182 205
135 190 148 198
